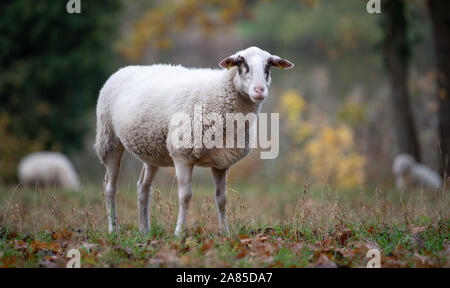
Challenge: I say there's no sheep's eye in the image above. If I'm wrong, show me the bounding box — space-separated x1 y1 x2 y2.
264 63 271 81
237 57 249 74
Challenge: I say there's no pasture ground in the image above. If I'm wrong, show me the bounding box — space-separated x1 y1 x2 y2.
0 181 448 267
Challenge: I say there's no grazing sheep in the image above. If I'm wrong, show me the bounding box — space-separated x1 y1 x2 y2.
392 153 442 190
95 46 294 235
18 152 80 191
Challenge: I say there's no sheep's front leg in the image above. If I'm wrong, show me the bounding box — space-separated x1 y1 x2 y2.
137 164 159 233
174 160 194 237
211 167 230 236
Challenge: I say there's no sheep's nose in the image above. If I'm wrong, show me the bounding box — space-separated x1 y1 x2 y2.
254 86 265 95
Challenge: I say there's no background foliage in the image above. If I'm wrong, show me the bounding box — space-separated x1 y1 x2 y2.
0 0 121 181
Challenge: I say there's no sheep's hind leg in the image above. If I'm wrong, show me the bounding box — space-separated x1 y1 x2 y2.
173 160 194 237
103 145 124 233
137 164 159 233
211 167 230 236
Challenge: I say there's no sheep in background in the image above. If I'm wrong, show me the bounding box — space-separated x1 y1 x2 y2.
392 153 442 190
18 152 80 191
95 46 294 235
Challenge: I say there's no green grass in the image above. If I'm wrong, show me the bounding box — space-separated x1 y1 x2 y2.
0 182 448 267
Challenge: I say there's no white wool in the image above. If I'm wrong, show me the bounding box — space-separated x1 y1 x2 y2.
94 46 294 234
392 153 442 190
95 48 278 169
18 152 80 191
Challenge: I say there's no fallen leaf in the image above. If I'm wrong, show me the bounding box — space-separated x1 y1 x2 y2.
240 238 252 245
410 225 426 235
335 228 353 246
200 239 214 253
81 242 98 252
236 248 248 259
14 240 28 251
51 230 73 241
263 227 275 235
314 254 338 268
31 240 60 254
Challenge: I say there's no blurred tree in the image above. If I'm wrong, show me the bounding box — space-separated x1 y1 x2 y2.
428 0 450 178
118 0 253 60
382 0 421 161
0 0 121 182
237 0 384 100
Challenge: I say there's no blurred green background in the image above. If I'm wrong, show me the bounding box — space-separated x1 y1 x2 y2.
0 0 449 191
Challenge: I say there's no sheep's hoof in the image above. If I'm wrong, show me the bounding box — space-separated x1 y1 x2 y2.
174 230 184 238
139 227 150 234
108 225 119 234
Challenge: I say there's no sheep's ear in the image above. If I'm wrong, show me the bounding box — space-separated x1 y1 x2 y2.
219 56 239 70
270 56 294 70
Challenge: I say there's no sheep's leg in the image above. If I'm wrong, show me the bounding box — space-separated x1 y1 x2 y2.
103 146 124 233
173 160 194 237
137 164 159 233
211 167 230 236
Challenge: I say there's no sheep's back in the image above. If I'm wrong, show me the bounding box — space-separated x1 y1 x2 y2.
18 152 80 190
105 65 230 166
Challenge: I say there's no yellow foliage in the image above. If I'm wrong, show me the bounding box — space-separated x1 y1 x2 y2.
119 0 252 60
294 122 314 143
305 124 365 189
278 89 366 189
280 90 306 123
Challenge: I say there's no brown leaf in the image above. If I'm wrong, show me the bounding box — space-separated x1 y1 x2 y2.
39 255 65 268
410 225 426 235
314 254 337 268
240 238 252 245
263 227 275 235
51 230 73 241
335 228 353 246
0 256 18 268
81 242 98 252
39 259 58 268
199 239 214 253
236 248 248 259
257 234 268 242
149 246 180 267
14 240 28 251
365 240 380 250
336 247 355 259
413 253 436 268
194 226 204 236
31 240 60 254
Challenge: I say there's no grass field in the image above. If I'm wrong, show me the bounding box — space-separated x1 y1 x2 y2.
0 180 448 268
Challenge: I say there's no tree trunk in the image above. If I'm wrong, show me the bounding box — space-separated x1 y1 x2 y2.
382 0 421 161
428 0 450 179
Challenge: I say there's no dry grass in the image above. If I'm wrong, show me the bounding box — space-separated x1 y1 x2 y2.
0 181 449 267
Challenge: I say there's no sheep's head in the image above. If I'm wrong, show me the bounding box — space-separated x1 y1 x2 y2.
219 46 294 104
392 154 415 176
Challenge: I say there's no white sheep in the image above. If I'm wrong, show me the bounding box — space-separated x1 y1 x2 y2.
18 152 80 191
95 46 294 235
392 153 442 190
